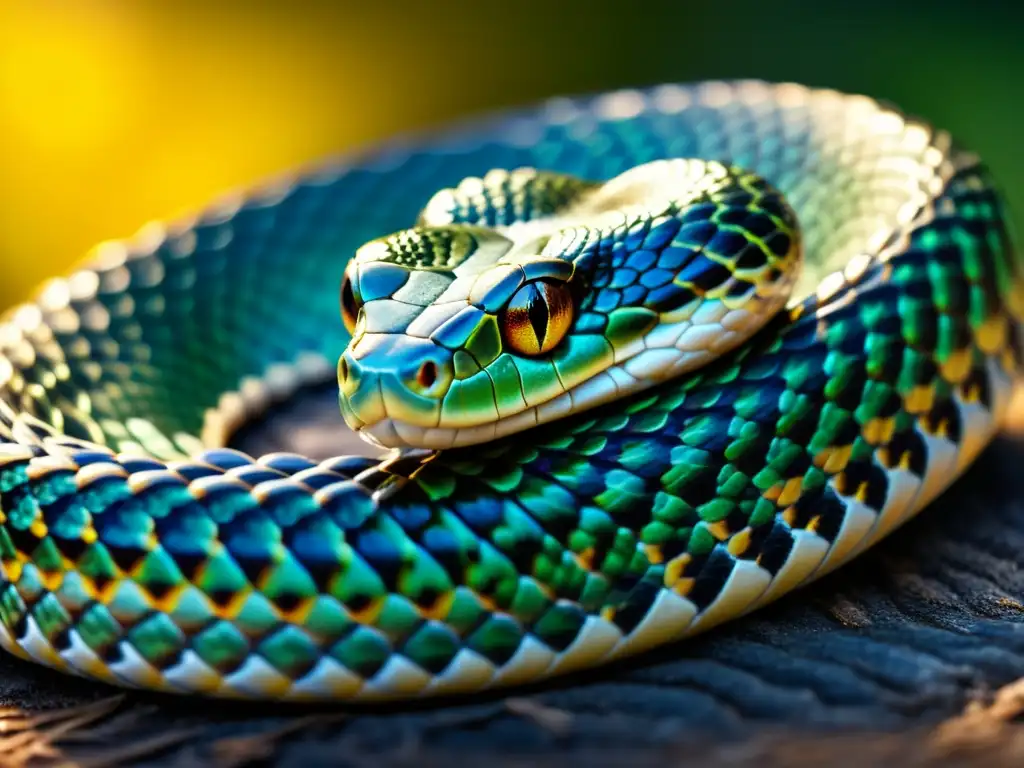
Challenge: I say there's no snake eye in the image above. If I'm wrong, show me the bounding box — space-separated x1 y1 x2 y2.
340 271 362 335
500 279 574 356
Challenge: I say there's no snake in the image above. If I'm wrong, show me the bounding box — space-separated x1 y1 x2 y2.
0 80 1021 703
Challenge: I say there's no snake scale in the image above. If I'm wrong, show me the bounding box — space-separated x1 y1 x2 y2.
0 81 1021 703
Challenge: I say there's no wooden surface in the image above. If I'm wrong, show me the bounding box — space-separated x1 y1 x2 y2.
2 387 1024 767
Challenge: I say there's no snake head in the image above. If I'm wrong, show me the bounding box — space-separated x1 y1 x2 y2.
338 161 802 450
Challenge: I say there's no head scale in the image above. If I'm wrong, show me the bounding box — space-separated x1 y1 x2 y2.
338 160 802 450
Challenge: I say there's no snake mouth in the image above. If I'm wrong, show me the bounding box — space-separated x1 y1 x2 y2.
349 346 676 450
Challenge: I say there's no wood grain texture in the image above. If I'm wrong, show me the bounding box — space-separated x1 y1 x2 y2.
2 386 1023 767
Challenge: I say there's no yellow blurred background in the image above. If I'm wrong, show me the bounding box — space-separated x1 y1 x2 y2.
1 0 1021 309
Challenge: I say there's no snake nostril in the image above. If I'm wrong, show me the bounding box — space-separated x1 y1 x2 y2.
417 361 437 390
340 356 350 383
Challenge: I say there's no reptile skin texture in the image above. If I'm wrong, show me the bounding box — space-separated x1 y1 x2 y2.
0 81 1021 706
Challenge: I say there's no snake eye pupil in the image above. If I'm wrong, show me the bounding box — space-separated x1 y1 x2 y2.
340 272 361 334
500 279 574 356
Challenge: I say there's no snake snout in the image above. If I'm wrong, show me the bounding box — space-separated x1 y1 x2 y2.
338 336 454 434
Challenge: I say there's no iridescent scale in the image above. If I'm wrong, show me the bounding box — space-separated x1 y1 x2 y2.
0 81 1021 701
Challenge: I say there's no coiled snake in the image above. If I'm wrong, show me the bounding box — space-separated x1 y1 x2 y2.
0 81 1020 702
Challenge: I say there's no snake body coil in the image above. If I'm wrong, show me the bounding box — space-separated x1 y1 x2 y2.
0 81 1020 702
